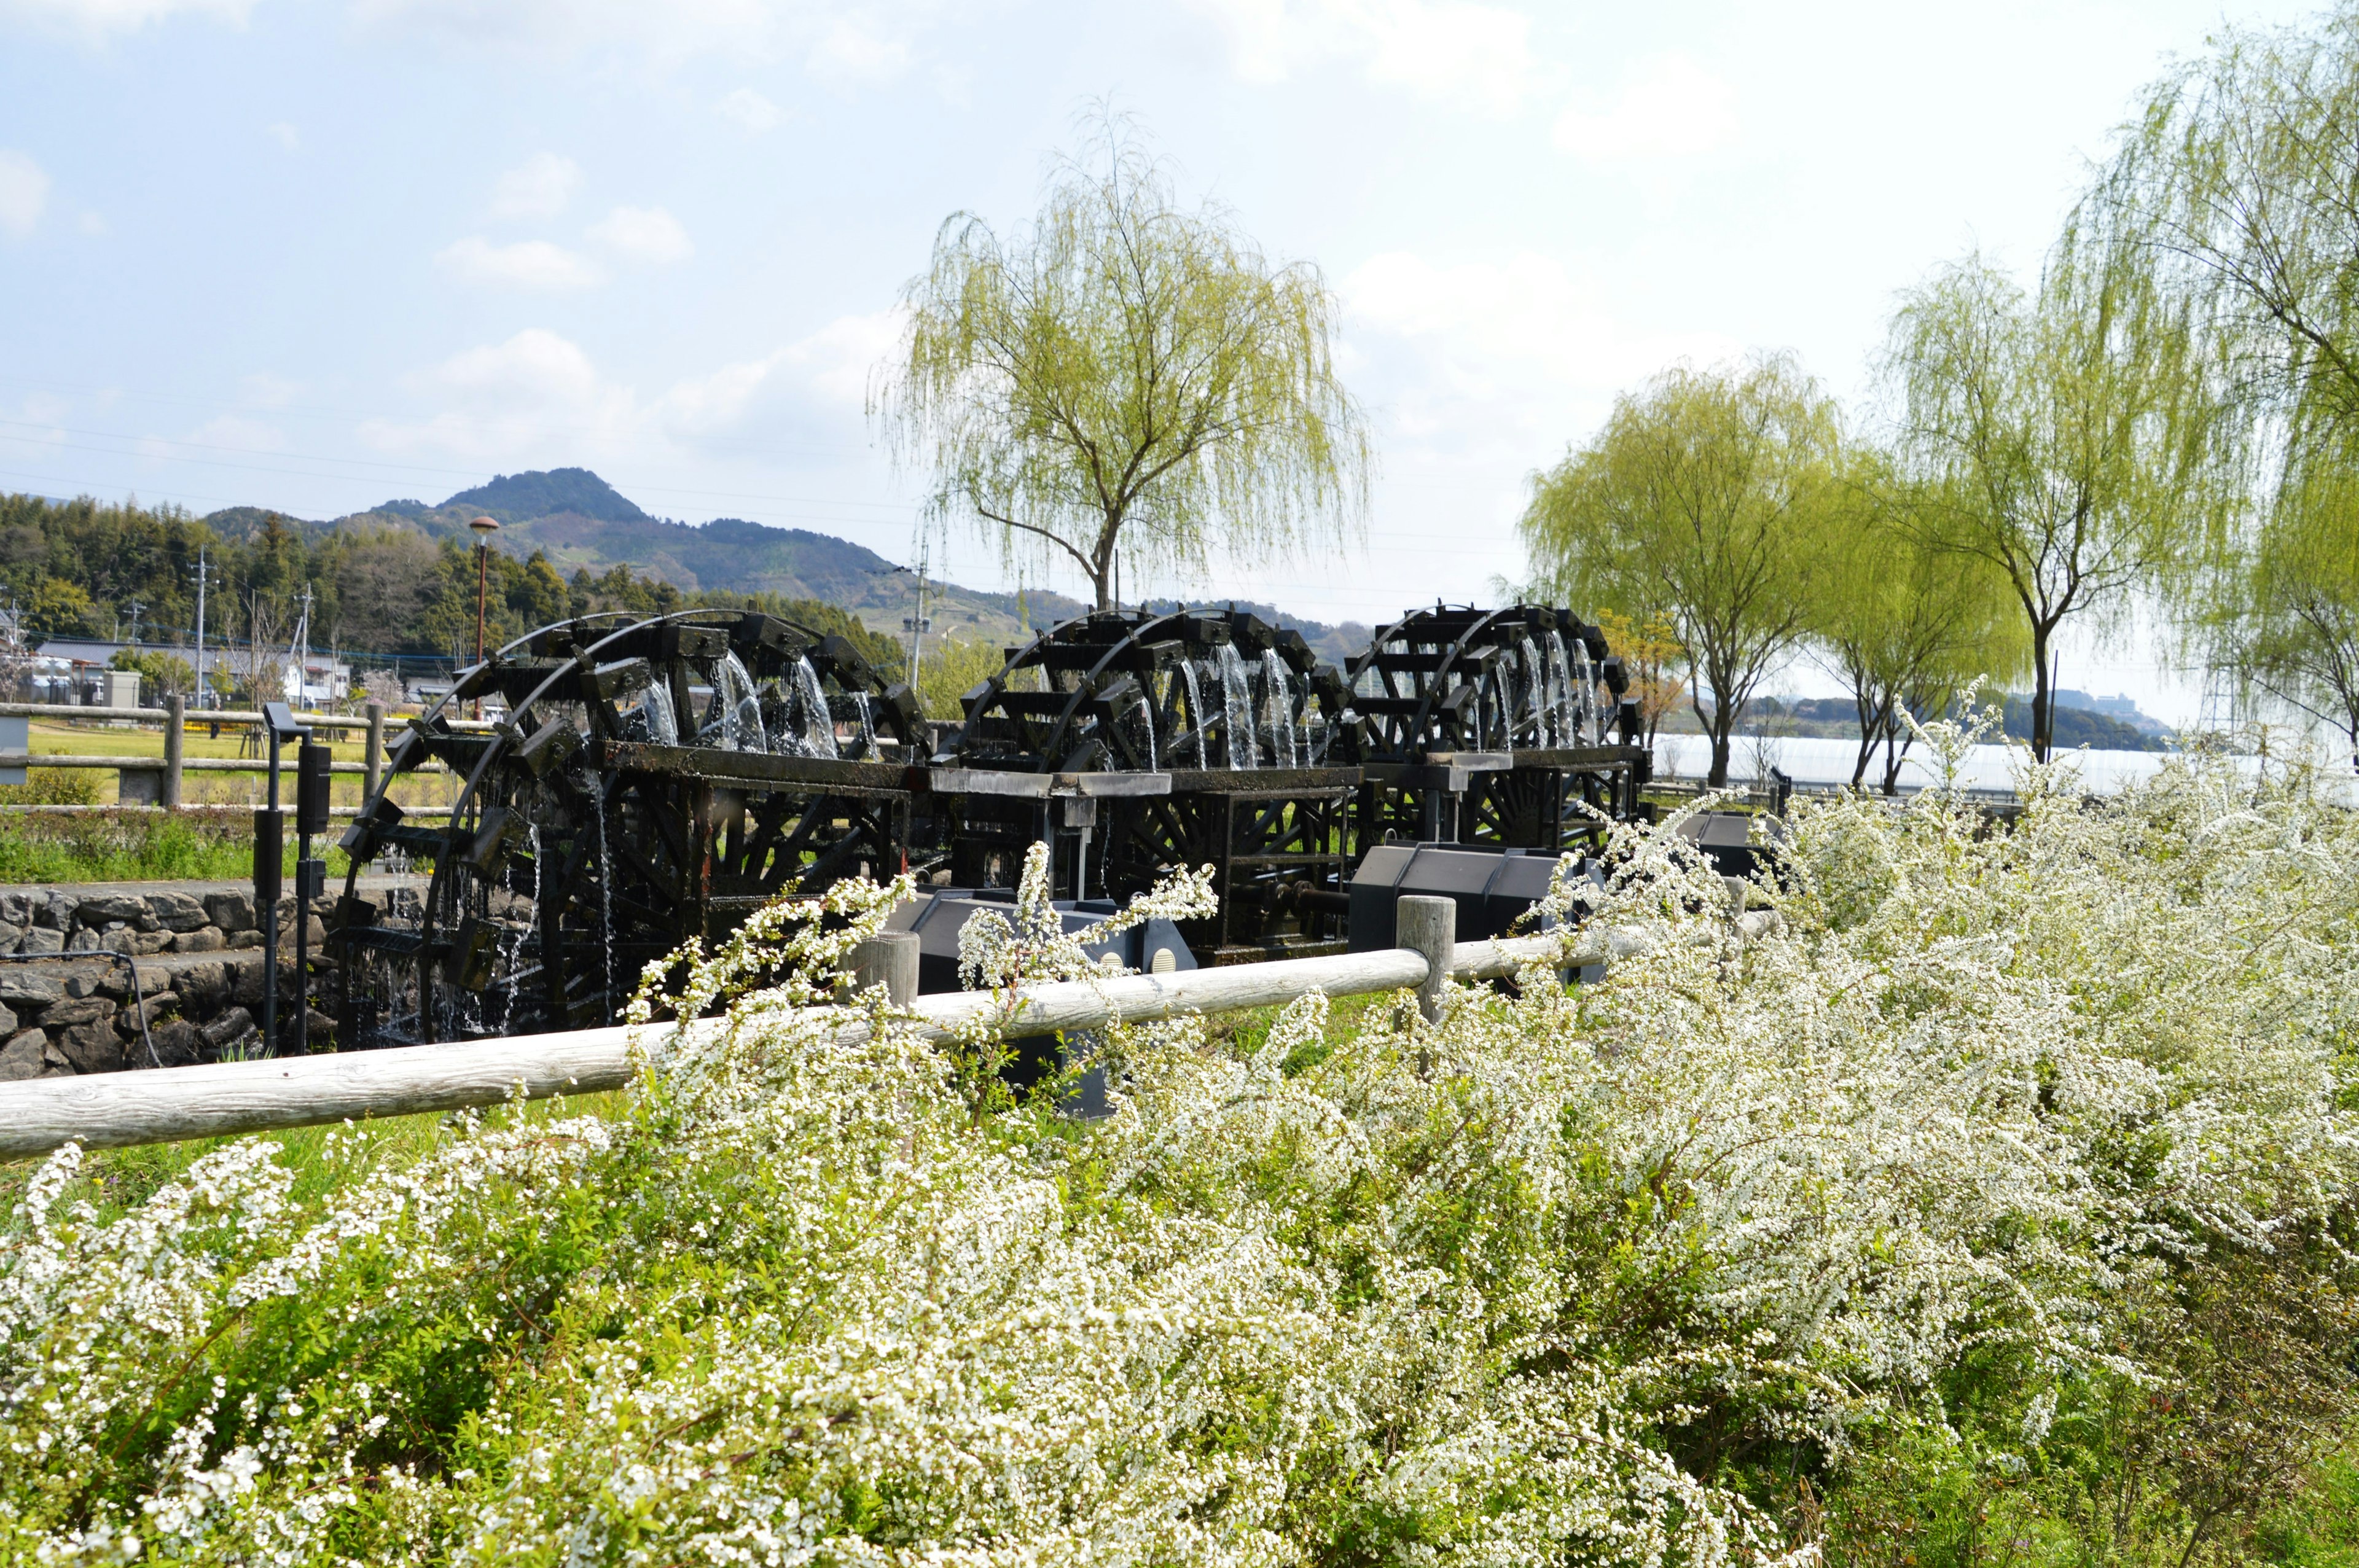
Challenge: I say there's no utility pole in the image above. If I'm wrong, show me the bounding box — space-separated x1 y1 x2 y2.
469 515 499 720
901 538 933 690
291 585 313 708
125 600 144 648
190 548 212 710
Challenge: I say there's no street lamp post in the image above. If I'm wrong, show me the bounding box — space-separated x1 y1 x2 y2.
469 514 499 719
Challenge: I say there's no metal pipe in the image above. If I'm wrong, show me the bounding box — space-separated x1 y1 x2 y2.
0 931 1598 1158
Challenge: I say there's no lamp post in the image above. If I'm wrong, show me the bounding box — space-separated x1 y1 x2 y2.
469 514 499 719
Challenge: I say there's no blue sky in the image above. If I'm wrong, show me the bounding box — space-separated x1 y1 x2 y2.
0 0 2321 718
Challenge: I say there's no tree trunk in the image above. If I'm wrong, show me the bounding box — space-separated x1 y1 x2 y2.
1850 691 1875 790
1708 715 1734 787
2030 628 2057 763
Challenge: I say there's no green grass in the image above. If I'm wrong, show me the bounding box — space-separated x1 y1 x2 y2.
0 808 356 884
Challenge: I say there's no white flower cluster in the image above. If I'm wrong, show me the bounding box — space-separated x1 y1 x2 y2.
1 752 2352 1564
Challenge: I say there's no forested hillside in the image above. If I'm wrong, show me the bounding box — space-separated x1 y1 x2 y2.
0 493 904 682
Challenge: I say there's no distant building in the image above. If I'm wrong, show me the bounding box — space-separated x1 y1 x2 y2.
31 638 351 708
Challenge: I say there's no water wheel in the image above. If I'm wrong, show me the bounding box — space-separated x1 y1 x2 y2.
327 609 925 1045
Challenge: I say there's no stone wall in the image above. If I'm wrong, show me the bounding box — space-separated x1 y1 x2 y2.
0 885 336 1082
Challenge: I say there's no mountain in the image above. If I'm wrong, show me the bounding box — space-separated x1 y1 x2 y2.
197 467 1385 663
441 467 649 525
305 471 1091 647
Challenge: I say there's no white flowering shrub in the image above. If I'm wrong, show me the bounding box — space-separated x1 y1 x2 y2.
3 754 2356 1564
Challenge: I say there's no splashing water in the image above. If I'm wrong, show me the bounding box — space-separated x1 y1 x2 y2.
1520 637 1546 747
851 692 875 759
1218 642 1258 768
713 652 767 752
1568 636 1598 744
1179 661 1208 767
640 681 679 747
793 658 840 760
1133 696 1157 771
1546 632 1577 749
1260 649 1298 768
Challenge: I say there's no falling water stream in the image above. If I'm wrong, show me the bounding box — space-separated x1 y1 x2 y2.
793 658 840 760
1546 633 1577 748
641 682 679 747
1260 650 1298 768
594 787 616 1014
1133 696 1157 771
851 693 875 759
1568 639 1598 743
714 652 767 752
1218 643 1257 768
1519 637 1546 747
1178 663 1208 766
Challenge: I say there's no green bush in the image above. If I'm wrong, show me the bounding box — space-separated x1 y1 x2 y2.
4 746 2357 1562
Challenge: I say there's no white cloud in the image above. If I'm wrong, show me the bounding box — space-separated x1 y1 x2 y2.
353 0 936 84
716 87 783 131
805 14 907 82
657 310 898 433
488 152 582 220
1342 250 1741 452
1 0 255 38
361 316 891 461
265 120 299 150
0 150 49 238
435 236 605 289
1552 55 1739 163
587 205 692 265
1187 0 1532 111
361 328 636 460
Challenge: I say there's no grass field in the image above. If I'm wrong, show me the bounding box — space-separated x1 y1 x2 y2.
0 716 444 881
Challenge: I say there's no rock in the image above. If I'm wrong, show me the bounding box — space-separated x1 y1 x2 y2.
131 929 173 955
178 961 228 1004
146 891 211 932
0 973 59 1006
56 1021 125 1074
0 1028 42 1080
203 890 256 934
149 1017 203 1067
76 893 152 929
44 996 118 1028
66 929 100 953
127 991 177 1028
201 1006 254 1050
63 972 102 999
171 926 225 954
0 921 25 953
18 927 63 956
228 930 262 950
0 1002 12 1036
37 892 74 930
41 1036 70 1070
0 890 30 926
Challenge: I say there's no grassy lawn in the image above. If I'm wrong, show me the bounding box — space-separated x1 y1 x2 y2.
7 717 453 814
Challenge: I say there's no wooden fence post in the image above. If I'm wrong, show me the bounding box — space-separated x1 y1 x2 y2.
364 701 384 802
844 931 920 1007
1396 895 1456 1023
162 694 184 809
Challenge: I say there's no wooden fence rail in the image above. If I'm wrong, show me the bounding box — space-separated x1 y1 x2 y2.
0 915 1602 1161
1 696 471 808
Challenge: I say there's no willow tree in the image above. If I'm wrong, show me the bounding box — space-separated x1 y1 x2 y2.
1885 250 2227 762
2212 418 2359 769
1810 453 2025 792
2087 8 2359 762
1521 355 1838 787
873 122 1370 614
